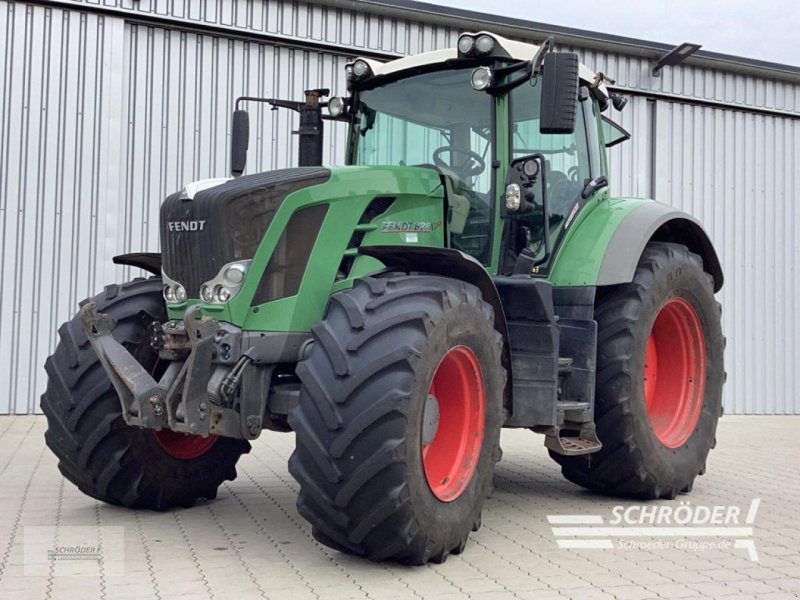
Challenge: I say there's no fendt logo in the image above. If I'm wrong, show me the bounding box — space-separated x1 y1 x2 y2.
167 220 207 232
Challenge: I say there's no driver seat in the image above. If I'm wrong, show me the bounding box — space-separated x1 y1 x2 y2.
440 168 471 235
414 164 472 234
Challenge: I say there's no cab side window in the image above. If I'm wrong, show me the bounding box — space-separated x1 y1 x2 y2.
510 81 593 224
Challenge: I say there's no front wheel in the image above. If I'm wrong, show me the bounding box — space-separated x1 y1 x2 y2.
289 274 506 564
41 278 251 509
552 243 725 499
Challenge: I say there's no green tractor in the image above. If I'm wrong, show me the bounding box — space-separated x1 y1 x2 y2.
42 32 725 564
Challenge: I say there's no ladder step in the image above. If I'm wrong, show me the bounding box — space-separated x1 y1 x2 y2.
557 401 590 412
543 424 603 456
558 357 574 375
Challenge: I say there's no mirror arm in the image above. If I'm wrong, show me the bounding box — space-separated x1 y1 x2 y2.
236 96 304 112
493 60 531 79
531 37 554 75
489 63 534 95
322 113 356 123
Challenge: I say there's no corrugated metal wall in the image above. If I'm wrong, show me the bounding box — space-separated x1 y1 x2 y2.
0 3 125 413
1 0 799 413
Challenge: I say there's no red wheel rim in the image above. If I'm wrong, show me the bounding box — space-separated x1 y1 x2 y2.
643 297 706 448
422 346 485 502
153 429 218 460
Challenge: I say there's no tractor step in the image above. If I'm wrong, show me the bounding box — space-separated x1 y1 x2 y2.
557 401 590 412
543 424 602 456
558 357 574 375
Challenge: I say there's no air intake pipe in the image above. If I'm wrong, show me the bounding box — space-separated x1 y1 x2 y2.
230 88 330 175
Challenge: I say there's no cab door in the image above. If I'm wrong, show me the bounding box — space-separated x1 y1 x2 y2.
504 81 605 275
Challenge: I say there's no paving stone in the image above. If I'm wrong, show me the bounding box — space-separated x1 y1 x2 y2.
0 415 796 600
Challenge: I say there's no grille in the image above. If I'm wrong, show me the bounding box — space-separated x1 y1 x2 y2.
160 168 330 296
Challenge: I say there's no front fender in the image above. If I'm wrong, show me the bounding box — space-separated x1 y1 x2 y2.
113 252 162 276
358 246 509 340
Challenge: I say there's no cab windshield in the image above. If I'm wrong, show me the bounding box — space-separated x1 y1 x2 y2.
351 68 495 264
349 67 596 271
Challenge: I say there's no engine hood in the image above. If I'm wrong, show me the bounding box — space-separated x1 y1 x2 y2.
160 167 331 296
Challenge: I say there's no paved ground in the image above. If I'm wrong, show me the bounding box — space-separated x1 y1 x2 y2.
0 416 798 600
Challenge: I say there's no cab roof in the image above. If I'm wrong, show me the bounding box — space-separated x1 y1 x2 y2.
353 31 610 101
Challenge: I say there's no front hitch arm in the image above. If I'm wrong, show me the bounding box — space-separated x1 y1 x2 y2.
78 303 225 437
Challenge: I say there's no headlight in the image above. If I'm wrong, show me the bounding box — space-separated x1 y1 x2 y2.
214 285 231 303
162 270 186 304
200 260 252 304
200 284 214 304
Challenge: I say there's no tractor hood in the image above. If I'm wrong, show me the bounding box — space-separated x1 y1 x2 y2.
160 165 447 330
160 167 331 296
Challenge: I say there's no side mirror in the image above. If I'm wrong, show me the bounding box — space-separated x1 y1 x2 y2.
539 52 580 134
230 110 250 177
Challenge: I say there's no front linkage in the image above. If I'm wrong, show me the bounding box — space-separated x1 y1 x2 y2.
79 302 273 440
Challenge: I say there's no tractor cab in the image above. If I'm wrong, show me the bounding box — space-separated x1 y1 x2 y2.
341 32 618 276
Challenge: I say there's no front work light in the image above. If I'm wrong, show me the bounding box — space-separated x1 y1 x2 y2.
522 159 540 179
475 35 495 55
327 96 345 117
471 67 494 91
458 35 476 55
352 60 370 78
458 33 497 57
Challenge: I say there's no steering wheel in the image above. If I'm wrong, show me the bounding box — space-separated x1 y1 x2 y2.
433 146 486 179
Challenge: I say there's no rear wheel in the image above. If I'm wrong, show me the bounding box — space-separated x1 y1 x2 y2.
289 274 506 564
552 243 724 499
41 278 250 509
643 297 706 448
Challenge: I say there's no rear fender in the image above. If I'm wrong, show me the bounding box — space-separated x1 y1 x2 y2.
598 204 723 292
548 199 723 292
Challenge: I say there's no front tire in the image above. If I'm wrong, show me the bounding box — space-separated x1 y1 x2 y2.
41 278 250 509
552 243 725 499
289 274 506 564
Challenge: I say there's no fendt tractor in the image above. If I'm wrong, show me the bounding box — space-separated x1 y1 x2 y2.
42 32 725 564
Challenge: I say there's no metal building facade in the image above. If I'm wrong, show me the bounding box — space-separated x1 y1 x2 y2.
1 0 798 414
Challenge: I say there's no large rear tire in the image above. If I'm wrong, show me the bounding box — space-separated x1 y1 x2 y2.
41 278 250 509
289 274 506 564
552 243 724 499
